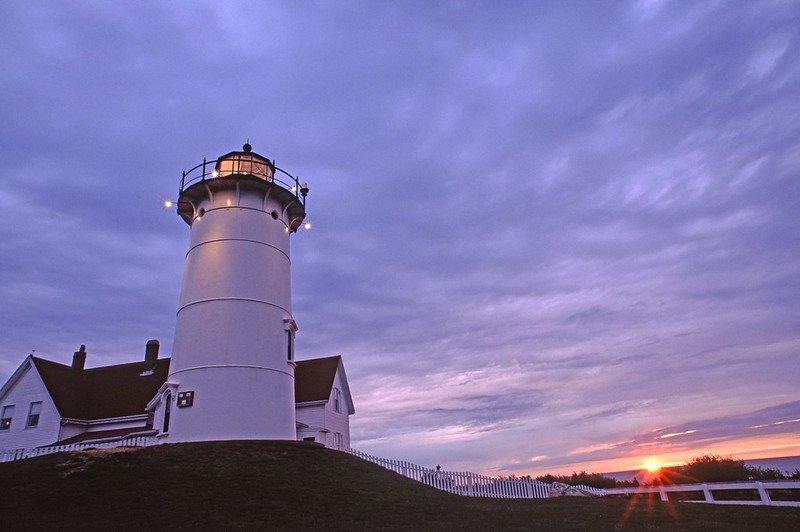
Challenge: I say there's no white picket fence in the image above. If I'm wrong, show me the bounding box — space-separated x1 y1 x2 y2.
347 447 559 498
0 436 158 463
344 448 800 506
604 481 800 507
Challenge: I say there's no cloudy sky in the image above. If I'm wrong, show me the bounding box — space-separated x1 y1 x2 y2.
1 0 798 476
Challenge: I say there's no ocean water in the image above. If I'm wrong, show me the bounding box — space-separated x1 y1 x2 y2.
605 455 800 482
744 455 800 474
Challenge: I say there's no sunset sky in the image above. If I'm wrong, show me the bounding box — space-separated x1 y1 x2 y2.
1 1 798 476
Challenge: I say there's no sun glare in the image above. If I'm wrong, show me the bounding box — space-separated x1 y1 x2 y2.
645 461 661 472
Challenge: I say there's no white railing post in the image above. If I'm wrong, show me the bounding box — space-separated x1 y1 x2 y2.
755 481 772 505
702 483 714 503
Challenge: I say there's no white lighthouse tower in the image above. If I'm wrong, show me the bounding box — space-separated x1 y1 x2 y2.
155 143 308 442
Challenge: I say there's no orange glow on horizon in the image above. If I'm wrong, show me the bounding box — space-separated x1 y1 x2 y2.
522 432 800 478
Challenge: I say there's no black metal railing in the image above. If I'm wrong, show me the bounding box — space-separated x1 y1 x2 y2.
179 156 308 205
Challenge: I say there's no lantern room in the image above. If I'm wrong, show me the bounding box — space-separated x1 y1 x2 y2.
214 143 275 181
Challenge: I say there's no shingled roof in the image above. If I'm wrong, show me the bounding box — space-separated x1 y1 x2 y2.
31 356 170 420
294 355 354 414
15 353 351 422
294 355 341 403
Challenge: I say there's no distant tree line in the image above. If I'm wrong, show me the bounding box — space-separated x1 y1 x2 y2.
534 471 639 489
656 454 800 485
525 454 800 489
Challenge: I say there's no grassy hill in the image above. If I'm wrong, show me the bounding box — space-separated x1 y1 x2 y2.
0 441 798 531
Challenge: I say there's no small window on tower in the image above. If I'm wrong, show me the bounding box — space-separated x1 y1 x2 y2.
1 405 14 430
26 402 42 428
287 330 294 361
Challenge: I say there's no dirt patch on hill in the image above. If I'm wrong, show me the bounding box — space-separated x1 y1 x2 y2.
56 446 143 477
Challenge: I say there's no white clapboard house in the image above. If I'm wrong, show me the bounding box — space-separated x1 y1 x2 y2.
0 342 354 452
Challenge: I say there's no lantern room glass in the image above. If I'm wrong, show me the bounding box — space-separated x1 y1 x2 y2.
215 154 274 182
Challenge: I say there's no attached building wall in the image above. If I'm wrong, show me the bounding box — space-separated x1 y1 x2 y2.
294 370 351 450
325 370 351 450
296 403 326 442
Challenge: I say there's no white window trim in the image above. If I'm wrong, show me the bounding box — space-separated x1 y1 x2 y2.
283 319 298 362
149 381 179 440
26 401 42 429
162 391 173 434
333 388 341 413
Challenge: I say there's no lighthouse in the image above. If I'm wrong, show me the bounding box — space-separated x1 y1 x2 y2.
156 143 308 442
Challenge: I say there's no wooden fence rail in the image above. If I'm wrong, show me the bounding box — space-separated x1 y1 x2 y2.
603 480 800 507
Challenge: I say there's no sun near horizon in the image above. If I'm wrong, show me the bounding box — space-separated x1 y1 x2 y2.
644 460 662 472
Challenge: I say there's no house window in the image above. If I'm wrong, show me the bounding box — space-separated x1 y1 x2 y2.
26 402 42 428
333 388 341 413
1 405 14 430
163 393 172 433
333 432 343 450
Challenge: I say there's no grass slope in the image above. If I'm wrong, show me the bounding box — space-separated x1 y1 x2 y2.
1 441 798 531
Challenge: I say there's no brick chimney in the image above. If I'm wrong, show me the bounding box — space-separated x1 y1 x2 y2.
72 344 87 370
143 339 160 373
